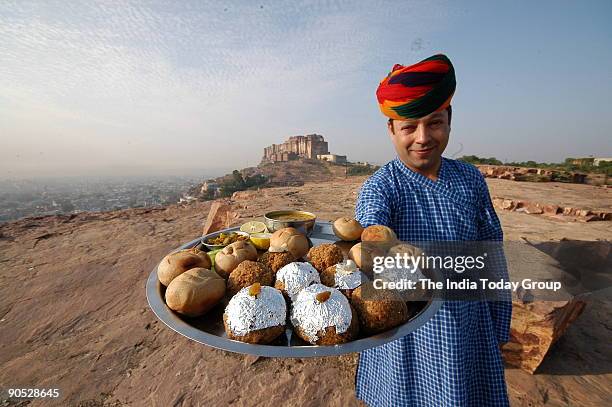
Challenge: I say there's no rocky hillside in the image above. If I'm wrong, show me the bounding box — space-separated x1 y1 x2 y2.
187 158 352 199
0 177 610 406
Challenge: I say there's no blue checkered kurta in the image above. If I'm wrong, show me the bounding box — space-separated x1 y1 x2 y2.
355 157 511 407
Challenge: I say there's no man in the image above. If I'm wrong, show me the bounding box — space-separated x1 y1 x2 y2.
354 54 511 406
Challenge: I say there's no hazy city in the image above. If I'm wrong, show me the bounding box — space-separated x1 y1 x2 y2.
0 174 216 223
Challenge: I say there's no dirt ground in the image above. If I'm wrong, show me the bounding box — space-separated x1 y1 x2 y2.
0 177 610 406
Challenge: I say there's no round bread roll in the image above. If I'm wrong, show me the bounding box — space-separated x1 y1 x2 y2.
332 217 364 241
227 260 274 295
269 227 310 260
350 283 409 335
348 242 385 271
157 247 212 286
388 243 423 258
165 267 226 317
215 240 258 279
361 225 397 243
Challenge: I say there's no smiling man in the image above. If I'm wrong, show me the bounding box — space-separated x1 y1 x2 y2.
355 54 511 406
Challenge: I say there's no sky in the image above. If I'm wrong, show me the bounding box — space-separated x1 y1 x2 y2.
1 0 611 178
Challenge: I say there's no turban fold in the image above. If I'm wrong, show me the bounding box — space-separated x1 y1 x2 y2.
376 54 456 120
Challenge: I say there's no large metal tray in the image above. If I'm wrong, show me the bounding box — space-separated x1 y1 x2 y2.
146 221 442 357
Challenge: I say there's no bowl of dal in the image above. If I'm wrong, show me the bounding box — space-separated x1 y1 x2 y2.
264 210 317 236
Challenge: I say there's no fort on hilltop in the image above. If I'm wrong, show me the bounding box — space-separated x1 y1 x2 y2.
261 134 346 165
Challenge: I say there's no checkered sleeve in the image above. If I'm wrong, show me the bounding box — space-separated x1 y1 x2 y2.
476 171 512 344
354 175 393 228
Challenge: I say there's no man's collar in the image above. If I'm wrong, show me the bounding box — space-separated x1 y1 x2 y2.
393 157 448 184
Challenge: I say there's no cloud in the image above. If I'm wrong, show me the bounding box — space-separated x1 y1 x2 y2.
0 0 448 177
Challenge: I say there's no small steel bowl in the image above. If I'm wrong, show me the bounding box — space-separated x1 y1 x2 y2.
264 210 317 236
201 230 250 250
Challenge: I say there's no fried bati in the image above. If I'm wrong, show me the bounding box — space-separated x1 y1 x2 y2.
307 243 344 273
157 247 213 286
165 267 226 317
290 284 359 345
275 261 321 301
269 227 310 259
223 283 287 344
361 224 397 243
332 217 364 241
215 240 258 279
227 260 274 296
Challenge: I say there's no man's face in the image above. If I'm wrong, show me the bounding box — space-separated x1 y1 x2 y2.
388 109 450 174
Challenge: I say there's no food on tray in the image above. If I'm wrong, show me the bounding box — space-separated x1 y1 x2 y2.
227 260 274 295
320 260 365 299
269 227 310 259
249 232 272 250
205 232 249 246
157 247 213 286
207 249 221 268
332 217 364 241
382 243 427 302
348 242 385 271
240 221 268 234
274 261 321 301
165 267 226 317
333 240 355 260
215 240 258 279
290 284 359 345
269 212 315 222
361 224 397 243
258 251 295 273
350 284 409 335
307 243 344 272
388 243 423 258
223 283 287 344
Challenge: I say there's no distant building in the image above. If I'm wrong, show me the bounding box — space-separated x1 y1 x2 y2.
570 157 612 166
201 180 218 193
317 154 347 164
262 134 348 164
593 157 612 166
570 157 594 166
262 134 329 163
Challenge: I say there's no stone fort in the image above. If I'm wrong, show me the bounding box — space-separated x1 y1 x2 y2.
262 134 346 164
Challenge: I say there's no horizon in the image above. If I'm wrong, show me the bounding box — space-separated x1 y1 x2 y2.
2 1 611 178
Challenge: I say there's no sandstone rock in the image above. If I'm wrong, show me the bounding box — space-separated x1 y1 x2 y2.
202 200 240 235
502 199 517 211
562 207 572 215
503 298 586 374
542 204 560 216
492 197 505 209
524 203 543 215
577 209 592 218
231 190 257 201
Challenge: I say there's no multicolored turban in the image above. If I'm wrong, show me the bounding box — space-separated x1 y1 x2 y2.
376 54 456 120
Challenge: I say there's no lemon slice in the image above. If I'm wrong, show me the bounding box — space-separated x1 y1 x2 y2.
240 221 268 234
250 232 272 250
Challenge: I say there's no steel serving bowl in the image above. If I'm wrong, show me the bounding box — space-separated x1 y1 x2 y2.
264 210 317 236
201 230 250 250
146 222 443 357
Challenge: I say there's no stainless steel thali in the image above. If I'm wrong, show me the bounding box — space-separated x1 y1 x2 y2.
146 221 442 357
